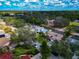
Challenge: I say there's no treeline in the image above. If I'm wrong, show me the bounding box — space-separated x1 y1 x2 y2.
0 11 79 26
0 11 79 20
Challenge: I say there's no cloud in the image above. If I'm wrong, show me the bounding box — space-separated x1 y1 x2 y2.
25 0 39 2
44 2 49 5
13 3 17 6
61 3 67 7
50 0 62 4
24 0 29 2
19 3 26 7
49 0 68 7
5 1 11 6
0 3 2 6
69 3 74 5
0 0 5 1
53 1 67 7
13 3 26 7
32 0 39 2
11 0 19 2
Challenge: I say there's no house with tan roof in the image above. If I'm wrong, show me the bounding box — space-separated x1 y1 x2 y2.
0 38 10 47
0 30 10 48
47 19 55 27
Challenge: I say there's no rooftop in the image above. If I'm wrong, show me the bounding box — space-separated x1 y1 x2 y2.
0 38 10 47
20 55 31 59
0 52 12 59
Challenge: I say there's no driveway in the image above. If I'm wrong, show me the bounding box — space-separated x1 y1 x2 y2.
31 53 64 59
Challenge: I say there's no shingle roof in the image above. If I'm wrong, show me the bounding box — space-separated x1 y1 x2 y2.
20 55 31 59
0 52 12 59
0 38 10 47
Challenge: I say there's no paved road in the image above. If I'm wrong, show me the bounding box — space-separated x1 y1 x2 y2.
31 53 64 59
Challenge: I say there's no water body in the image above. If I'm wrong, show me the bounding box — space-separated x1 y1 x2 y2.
0 0 79 11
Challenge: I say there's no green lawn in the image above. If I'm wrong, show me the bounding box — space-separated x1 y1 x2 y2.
35 33 47 44
70 22 79 26
13 47 27 56
12 45 39 59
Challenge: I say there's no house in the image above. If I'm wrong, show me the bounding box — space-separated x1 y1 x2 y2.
0 30 11 38
0 38 10 48
67 35 79 45
74 20 79 22
72 53 78 59
0 30 5 38
0 30 5 35
0 30 10 48
0 21 6 25
47 20 55 27
16 14 24 16
0 52 12 59
31 25 48 33
47 17 69 28
47 29 64 41
0 34 5 38
35 27 48 33
20 55 31 59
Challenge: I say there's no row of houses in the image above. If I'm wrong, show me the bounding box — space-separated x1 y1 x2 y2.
24 24 48 33
24 24 65 41
0 19 79 47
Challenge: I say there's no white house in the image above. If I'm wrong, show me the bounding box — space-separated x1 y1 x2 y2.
0 30 5 35
30 25 48 33
67 35 79 45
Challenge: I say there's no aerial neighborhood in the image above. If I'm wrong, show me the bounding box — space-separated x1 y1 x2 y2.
0 11 79 59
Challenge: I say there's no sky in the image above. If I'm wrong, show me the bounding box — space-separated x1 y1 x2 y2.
0 0 79 11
